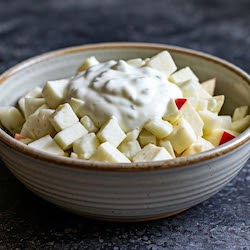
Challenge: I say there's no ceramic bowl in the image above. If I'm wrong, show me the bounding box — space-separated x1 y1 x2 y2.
0 43 249 221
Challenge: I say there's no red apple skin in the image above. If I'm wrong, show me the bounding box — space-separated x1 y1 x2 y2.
175 98 187 110
14 133 26 140
219 131 235 145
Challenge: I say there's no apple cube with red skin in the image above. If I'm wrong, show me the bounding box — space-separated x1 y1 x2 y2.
14 133 33 144
204 129 237 146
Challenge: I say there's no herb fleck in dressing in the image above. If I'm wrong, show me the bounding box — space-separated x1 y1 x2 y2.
67 60 182 132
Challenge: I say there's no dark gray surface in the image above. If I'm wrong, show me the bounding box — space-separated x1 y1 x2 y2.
0 0 249 249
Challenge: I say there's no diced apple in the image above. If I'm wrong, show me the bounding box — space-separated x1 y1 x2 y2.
0 106 25 134
14 133 33 144
176 99 204 137
126 58 146 67
138 128 157 147
231 115 250 133
69 98 85 118
133 143 173 162
201 78 216 96
20 109 56 140
77 56 99 72
146 51 177 76
220 115 232 130
97 117 126 147
80 115 99 133
181 137 214 156
207 95 225 113
158 139 176 158
199 110 222 135
144 118 173 139
181 80 199 99
118 140 141 160
204 129 237 146
168 118 197 154
28 135 65 156
24 97 46 119
49 103 79 132
195 99 208 111
169 67 199 84
42 78 69 109
70 152 78 159
54 122 88 150
163 98 180 123
232 106 248 121
89 142 131 163
73 133 100 160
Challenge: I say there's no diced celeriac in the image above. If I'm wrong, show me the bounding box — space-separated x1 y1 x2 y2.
198 110 222 135
69 98 85 118
77 56 99 72
147 51 177 76
89 142 131 163
138 129 157 147
80 115 99 133
28 135 64 156
168 118 197 154
169 67 199 84
118 140 141 160
0 106 25 134
54 122 88 150
123 128 141 142
42 78 69 109
207 95 225 113
144 118 173 139
158 139 176 158
20 109 56 140
97 117 126 147
232 106 248 121
49 103 79 132
133 143 173 162
231 115 250 133
73 133 100 159
201 78 216 96
181 137 214 156
126 58 146 67
24 97 46 119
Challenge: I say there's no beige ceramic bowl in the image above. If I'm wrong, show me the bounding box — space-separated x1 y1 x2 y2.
0 43 249 221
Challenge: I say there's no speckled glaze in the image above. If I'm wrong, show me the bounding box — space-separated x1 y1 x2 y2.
0 43 249 221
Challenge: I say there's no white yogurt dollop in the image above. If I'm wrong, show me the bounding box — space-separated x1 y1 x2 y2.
67 60 182 132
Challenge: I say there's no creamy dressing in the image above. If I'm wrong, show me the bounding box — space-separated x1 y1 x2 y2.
67 60 182 132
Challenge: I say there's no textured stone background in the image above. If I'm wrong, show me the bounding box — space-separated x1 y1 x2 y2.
0 0 249 249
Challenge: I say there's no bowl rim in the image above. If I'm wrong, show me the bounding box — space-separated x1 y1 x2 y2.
0 42 249 172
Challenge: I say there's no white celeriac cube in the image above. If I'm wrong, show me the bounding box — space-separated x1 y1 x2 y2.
147 51 177 76
0 106 25 134
169 67 199 84
69 98 85 118
118 140 141 160
54 122 88 150
133 143 173 162
138 128 157 147
89 142 131 163
73 133 100 159
158 139 176 158
77 56 99 72
181 137 214 156
126 58 146 67
24 97 46 119
123 128 141 142
42 78 69 108
144 118 173 139
168 118 197 154
97 117 126 147
232 106 248 121
163 98 180 123
201 78 216 96
80 115 99 133
49 103 79 132
231 115 250 133
21 109 56 140
198 110 222 135
28 135 64 156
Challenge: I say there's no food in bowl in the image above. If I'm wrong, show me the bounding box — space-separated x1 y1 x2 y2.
0 51 249 163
